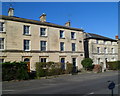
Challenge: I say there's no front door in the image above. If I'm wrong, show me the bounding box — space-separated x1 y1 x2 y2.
72 58 76 67
61 58 65 70
24 58 30 72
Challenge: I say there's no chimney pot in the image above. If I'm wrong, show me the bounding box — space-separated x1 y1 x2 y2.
65 21 71 27
8 7 14 16
115 35 118 40
39 13 46 22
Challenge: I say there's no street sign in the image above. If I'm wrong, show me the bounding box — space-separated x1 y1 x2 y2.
108 82 115 90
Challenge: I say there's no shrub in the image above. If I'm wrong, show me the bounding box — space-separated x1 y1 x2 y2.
65 62 73 74
2 61 29 81
107 61 120 70
36 62 63 78
93 64 102 73
81 58 93 70
36 62 47 78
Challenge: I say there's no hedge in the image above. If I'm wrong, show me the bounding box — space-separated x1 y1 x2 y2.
2 61 29 81
36 62 73 78
107 61 120 70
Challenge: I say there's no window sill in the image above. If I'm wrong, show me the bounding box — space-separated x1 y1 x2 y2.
0 31 6 34
40 36 48 38
24 50 31 51
60 37 65 39
71 39 76 40
23 34 31 36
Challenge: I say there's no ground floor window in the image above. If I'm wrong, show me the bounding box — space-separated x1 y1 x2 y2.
98 58 100 64
40 58 47 63
0 59 4 63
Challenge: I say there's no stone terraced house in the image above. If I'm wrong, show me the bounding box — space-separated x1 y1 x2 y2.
84 33 118 70
0 7 118 72
0 8 85 72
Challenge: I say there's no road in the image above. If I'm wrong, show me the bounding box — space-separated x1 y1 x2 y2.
2 71 119 95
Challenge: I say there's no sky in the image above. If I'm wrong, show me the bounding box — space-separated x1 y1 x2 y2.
2 2 118 39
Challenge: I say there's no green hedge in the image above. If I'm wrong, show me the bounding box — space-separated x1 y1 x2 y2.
2 61 29 81
36 62 73 78
107 61 120 70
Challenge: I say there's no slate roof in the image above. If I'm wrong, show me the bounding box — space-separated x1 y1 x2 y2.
85 33 117 41
0 15 84 32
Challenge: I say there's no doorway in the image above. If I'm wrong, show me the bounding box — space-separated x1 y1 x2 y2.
24 58 30 72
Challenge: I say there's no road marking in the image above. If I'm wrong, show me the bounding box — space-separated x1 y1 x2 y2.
83 92 94 96
115 84 120 87
89 92 94 94
2 90 15 92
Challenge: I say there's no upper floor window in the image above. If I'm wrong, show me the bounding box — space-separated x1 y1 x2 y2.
60 30 64 38
97 47 100 53
72 43 76 51
0 38 4 50
104 48 107 54
111 48 114 53
60 42 64 51
40 28 46 36
40 41 47 51
71 32 76 39
24 40 30 51
0 22 4 32
23 25 30 35
96 40 98 44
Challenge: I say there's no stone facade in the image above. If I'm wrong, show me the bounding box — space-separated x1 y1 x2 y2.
84 33 118 70
0 14 84 71
118 39 120 60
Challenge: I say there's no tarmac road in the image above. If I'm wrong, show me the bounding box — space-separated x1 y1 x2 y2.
2 71 119 95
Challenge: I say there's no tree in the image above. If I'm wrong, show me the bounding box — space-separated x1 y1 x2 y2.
81 58 93 70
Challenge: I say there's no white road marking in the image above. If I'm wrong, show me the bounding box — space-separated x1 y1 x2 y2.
115 84 120 86
83 92 94 96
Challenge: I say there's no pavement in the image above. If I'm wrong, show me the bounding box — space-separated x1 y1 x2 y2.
2 70 120 95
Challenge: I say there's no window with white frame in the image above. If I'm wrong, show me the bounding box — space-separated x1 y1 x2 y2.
24 40 30 51
60 30 64 38
0 22 5 32
0 59 4 63
96 40 98 44
60 42 64 51
71 32 76 39
40 41 47 51
40 28 46 36
0 38 4 50
40 58 47 62
97 47 100 53
72 43 76 51
23 25 30 35
111 48 114 53
104 47 107 54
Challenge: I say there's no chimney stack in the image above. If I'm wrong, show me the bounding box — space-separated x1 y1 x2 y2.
39 13 46 22
115 35 118 40
65 21 71 27
8 7 14 16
